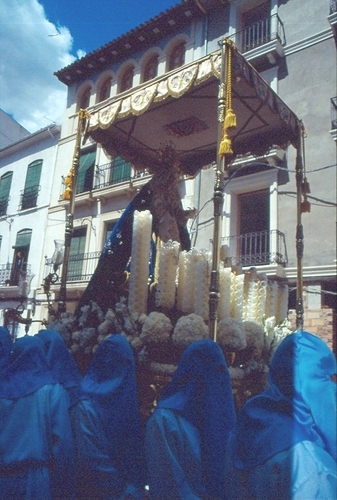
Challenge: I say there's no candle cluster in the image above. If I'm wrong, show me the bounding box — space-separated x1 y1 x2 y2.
127 213 289 325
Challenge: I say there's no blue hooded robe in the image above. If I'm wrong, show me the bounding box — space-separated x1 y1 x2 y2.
145 339 236 500
0 335 76 500
230 331 337 500
37 329 82 406
71 334 146 499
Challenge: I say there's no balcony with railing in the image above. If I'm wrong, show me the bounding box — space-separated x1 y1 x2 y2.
230 13 285 68
0 262 34 298
221 230 288 267
59 162 150 201
45 251 101 283
19 185 40 211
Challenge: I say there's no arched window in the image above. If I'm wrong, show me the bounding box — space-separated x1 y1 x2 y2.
120 66 134 93
97 76 112 103
143 54 159 82
78 85 91 110
168 41 185 71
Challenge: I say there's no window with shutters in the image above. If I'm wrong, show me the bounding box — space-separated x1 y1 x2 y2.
76 147 96 194
67 227 87 281
20 159 42 210
0 172 13 216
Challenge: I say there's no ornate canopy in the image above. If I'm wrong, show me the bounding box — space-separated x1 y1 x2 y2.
86 45 301 176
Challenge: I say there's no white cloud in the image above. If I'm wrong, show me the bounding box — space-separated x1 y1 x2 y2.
0 0 76 133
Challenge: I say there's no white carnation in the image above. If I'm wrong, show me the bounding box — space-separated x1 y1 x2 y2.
172 313 209 347
217 317 247 350
140 312 172 344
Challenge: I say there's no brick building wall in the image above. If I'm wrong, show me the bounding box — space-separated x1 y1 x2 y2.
288 308 336 355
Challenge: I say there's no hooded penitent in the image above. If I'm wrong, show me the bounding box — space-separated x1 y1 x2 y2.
156 339 236 498
0 335 57 399
233 331 337 470
37 329 82 405
81 334 146 489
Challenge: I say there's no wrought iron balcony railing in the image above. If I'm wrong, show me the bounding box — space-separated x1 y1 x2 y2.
230 13 285 54
60 163 149 199
0 262 33 287
221 230 288 267
19 185 40 211
45 251 101 282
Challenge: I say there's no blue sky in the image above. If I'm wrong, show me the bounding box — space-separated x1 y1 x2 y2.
0 0 179 134
40 0 180 57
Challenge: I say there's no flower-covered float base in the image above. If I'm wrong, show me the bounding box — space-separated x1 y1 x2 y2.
49 299 292 420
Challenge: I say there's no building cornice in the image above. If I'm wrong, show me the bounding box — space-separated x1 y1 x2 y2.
0 124 61 158
285 264 337 280
284 28 333 56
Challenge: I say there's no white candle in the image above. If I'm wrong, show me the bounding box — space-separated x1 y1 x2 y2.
180 249 203 314
194 253 211 321
128 210 152 315
256 279 268 323
218 266 231 319
155 240 180 309
176 251 187 311
231 273 245 320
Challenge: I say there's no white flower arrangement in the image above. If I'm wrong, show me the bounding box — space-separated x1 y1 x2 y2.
140 311 173 344
243 321 265 350
217 317 247 351
263 316 293 361
172 313 209 347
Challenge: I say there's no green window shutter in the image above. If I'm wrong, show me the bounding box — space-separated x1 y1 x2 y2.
77 149 96 194
111 156 132 184
22 160 42 209
0 172 13 215
15 229 32 248
68 227 87 280
25 160 42 190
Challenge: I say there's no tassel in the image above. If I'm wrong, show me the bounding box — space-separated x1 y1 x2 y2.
63 187 72 200
224 108 237 129
219 131 233 156
301 199 311 213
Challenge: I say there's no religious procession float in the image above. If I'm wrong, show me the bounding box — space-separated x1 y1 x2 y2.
47 39 304 418
9 40 305 418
